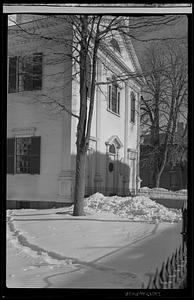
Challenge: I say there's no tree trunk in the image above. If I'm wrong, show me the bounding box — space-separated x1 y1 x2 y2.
72 16 100 216
72 15 88 216
180 164 187 189
179 166 183 189
73 148 87 216
151 168 159 187
155 171 162 188
154 146 168 188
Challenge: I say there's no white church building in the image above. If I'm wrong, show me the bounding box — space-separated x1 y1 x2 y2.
7 15 143 208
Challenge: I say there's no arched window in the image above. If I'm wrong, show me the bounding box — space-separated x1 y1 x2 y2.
109 144 116 155
130 91 136 123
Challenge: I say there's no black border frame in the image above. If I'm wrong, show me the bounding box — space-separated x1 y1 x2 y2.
1 5 193 299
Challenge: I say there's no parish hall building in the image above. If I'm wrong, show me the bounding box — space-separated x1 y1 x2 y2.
7 15 143 208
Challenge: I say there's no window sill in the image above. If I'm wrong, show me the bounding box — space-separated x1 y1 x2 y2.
107 108 120 118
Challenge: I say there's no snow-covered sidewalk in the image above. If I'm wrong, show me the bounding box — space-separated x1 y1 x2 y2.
6 193 183 288
7 208 157 264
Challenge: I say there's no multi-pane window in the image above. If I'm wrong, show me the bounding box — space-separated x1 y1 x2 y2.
8 53 42 93
108 78 120 115
7 136 41 174
16 138 32 174
131 91 136 123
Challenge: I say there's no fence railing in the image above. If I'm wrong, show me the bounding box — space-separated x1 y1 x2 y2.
144 200 187 289
144 243 187 289
84 186 136 198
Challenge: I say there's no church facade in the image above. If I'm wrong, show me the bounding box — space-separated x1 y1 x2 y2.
7 15 143 208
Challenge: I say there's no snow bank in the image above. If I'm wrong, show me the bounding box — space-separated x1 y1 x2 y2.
84 193 182 223
175 189 187 194
140 187 187 195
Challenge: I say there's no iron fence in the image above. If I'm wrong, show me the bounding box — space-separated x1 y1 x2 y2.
144 200 187 289
144 243 187 289
84 186 136 197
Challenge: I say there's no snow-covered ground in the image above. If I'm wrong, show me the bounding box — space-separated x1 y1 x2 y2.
6 193 183 288
84 193 182 223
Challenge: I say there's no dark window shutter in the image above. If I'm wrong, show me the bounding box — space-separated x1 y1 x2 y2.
30 136 41 174
33 53 42 90
9 57 17 93
7 138 15 174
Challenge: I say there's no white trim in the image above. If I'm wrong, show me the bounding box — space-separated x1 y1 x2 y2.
4 6 192 15
105 135 123 149
12 127 36 137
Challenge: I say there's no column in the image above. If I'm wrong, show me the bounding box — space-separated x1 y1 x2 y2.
123 82 129 194
136 92 141 194
94 59 103 191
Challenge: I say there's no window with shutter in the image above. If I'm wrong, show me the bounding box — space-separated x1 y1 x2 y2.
7 136 41 175
8 53 42 92
16 137 32 173
7 138 15 174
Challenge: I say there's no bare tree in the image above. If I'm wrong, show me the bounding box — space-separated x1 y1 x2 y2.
140 39 187 187
8 14 187 214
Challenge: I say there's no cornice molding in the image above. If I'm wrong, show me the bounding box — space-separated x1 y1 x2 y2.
99 41 143 89
99 43 132 75
122 33 142 74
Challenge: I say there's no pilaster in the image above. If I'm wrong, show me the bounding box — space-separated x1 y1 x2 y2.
124 82 129 163
57 170 75 203
94 59 103 187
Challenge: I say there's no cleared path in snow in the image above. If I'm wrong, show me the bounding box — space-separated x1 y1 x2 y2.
6 208 182 288
46 222 182 288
